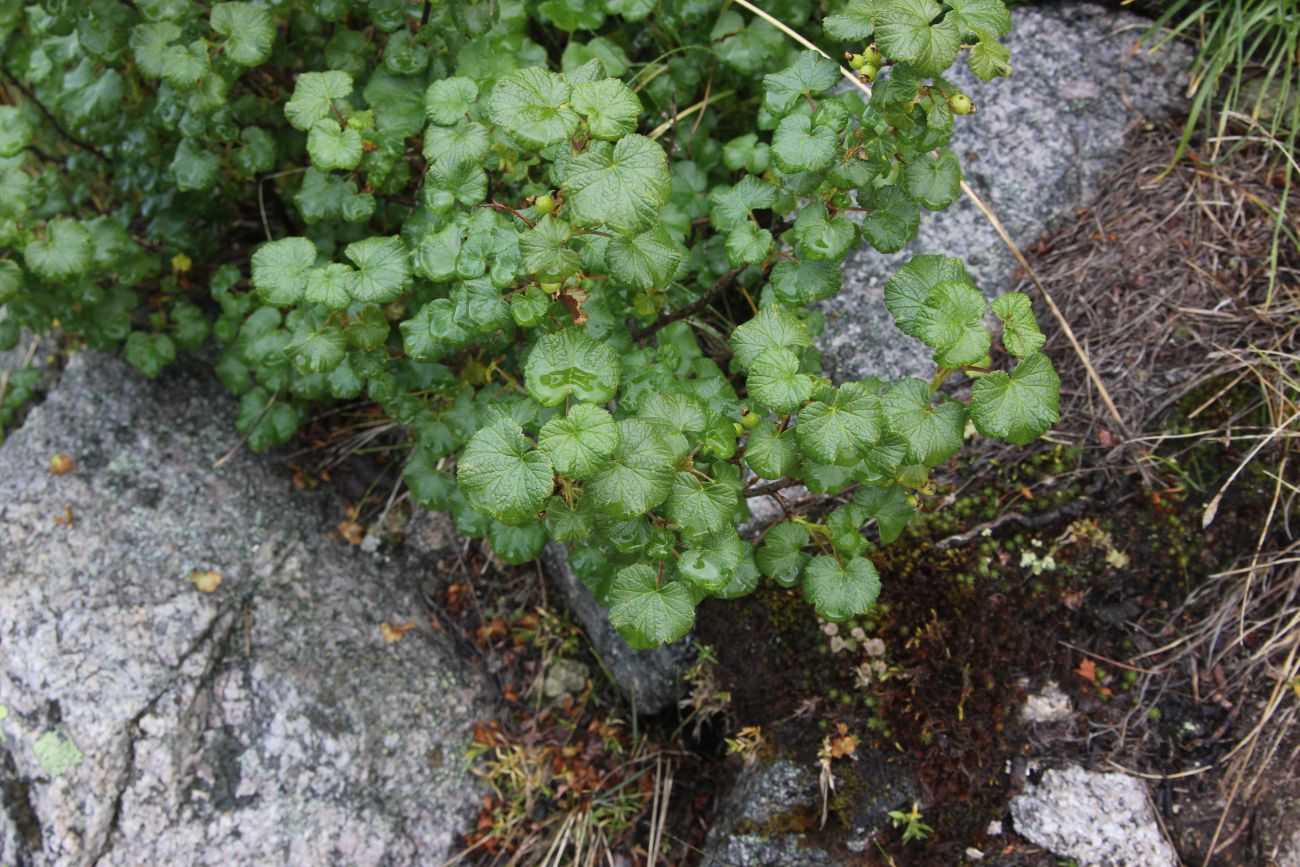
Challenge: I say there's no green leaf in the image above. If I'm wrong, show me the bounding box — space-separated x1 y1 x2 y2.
884 254 971 338
0 107 33 157
364 69 426 138
130 22 182 78
946 0 1012 38
525 328 620 406
422 121 490 171
763 50 840 115
512 285 552 328
124 331 176 378
404 451 457 509
757 521 811 586
796 381 884 465
344 235 412 303
827 503 869 556
563 135 671 234
539 0 606 32
747 347 814 414
991 292 1046 358
880 378 967 466
791 203 856 261
520 217 582 283
802 555 881 621
456 415 555 525
411 224 461 282
968 36 1012 80
303 263 355 310
859 184 920 254
638 393 708 436
488 520 547 565
607 564 695 649
666 471 739 539
587 418 674 518
345 306 389 352
307 119 363 171
726 223 774 267
285 308 346 374
24 218 92 281
159 41 210 88
709 175 778 232
169 139 219 191
233 126 277 175
969 353 1060 445
251 236 317 306
538 403 619 480
723 133 770 175
545 494 596 543
715 554 761 599
606 226 683 289
210 2 275 67
771 114 837 174
769 258 842 306
730 303 811 371
488 67 577 149
875 0 962 77
572 78 642 141
823 0 886 40
424 77 479 126
285 71 353 131
904 149 962 211
744 419 799 480
914 280 990 367
0 259 22 304
853 485 915 544
237 387 301 452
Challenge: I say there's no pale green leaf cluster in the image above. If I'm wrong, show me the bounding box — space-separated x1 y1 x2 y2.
0 0 1052 649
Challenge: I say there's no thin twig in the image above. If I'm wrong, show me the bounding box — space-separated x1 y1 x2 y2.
633 267 744 340
0 69 109 163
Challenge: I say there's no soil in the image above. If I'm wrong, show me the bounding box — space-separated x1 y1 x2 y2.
695 439 1276 865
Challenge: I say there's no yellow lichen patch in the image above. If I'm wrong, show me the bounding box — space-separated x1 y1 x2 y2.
189 570 222 593
380 621 417 643
48 453 75 475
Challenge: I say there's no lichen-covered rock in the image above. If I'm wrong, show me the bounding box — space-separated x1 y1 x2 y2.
701 751 921 864
540 545 690 716
0 353 492 866
1010 764 1178 866
821 2 1191 382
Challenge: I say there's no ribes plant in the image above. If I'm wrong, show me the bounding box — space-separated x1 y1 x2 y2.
0 0 1058 648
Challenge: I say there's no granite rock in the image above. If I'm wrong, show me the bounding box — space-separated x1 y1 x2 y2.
0 353 493 866
1011 764 1178 867
820 2 1192 382
701 751 921 864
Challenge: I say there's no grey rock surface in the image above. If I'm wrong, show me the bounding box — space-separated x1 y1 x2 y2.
540 545 690 716
0 353 493 866
821 2 1192 382
1011 764 1178 867
701 751 920 864
700 759 837 867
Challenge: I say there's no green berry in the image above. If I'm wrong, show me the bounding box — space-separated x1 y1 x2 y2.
848 53 867 71
948 93 974 115
539 281 562 293
859 64 878 84
863 45 883 66
740 409 762 429
534 193 556 215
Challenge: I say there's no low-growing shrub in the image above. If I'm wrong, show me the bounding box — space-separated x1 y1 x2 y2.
0 0 1058 647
